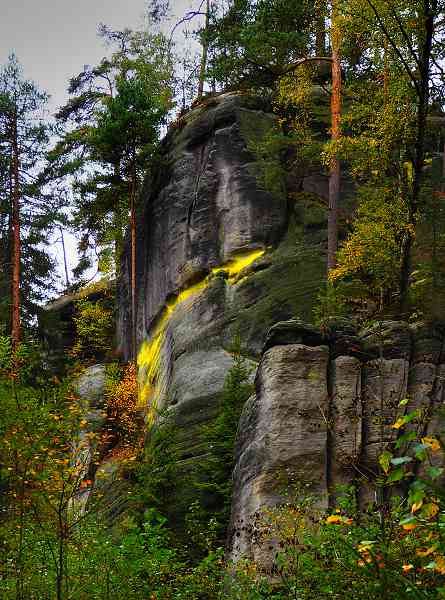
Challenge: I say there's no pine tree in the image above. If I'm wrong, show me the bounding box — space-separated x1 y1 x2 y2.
0 55 58 341
50 28 174 355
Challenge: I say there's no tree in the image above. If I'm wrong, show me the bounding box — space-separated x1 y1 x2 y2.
50 27 174 357
0 55 58 345
358 0 443 311
208 0 315 90
149 0 215 101
319 0 445 316
327 0 342 272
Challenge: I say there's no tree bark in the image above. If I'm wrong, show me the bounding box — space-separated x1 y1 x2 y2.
59 227 70 289
11 111 21 349
399 2 435 313
197 0 210 100
130 158 137 362
315 0 327 56
328 0 341 273
113 161 123 276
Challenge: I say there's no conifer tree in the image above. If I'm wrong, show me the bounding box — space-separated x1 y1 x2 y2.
51 27 174 355
0 55 57 341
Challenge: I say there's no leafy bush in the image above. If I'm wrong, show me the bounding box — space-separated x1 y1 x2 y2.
71 298 114 359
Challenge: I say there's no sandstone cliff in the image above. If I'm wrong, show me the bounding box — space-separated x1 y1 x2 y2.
228 319 445 565
116 92 328 524
113 92 445 560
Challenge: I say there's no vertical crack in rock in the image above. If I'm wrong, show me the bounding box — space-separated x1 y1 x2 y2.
330 355 362 505
358 322 412 507
187 140 213 229
228 338 329 568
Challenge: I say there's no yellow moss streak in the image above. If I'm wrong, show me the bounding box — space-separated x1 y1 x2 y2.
137 248 265 421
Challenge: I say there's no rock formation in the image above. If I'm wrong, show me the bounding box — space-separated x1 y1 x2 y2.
116 92 328 524
228 319 445 565
115 91 445 562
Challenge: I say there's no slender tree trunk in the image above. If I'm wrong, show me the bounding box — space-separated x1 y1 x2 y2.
59 227 70 289
130 156 137 362
11 112 21 349
399 3 435 312
383 38 389 103
315 0 327 56
113 161 123 276
197 0 210 100
328 0 341 273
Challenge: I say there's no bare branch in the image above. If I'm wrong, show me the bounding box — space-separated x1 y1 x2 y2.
364 0 421 96
387 3 422 71
279 56 333 76
169 0 207 43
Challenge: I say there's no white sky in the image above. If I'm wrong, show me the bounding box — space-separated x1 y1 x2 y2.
0 0 196 292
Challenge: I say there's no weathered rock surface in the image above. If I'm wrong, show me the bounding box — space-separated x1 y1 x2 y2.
118 92 328 362
229 342 329 566
116 93 329 531
111 92 445 558
72 364 108 510
228 320 445 565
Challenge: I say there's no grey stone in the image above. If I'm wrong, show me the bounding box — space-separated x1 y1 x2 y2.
263 319 326 352
170 349 239 406
228 344 329 565
330 356 362 490
75 364 107 409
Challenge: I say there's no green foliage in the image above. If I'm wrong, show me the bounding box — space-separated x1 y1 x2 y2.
49 27 175 278
228 414 445 599
193 338 254 545
208 0 314 90
0 54 59 331
313 281 349 326
330 183 410 303
71 296 114 359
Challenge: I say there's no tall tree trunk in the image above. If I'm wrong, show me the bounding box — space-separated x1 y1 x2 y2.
59 227 70 289
383 38 389 103
113 162 123 276
328 0 341 273
130 157 137 362
197 0 210 100
11 112 21 349
399 3 435 312
315 0 327 56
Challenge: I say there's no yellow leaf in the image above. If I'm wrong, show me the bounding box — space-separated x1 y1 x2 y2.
326 515 342 524
411 500 423 513
416 544 438 557
421 437 441 452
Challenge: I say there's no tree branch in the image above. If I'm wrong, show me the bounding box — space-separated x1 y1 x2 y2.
169 0 207 42
364 0 421 96
279 56 333 76
387 3 422 71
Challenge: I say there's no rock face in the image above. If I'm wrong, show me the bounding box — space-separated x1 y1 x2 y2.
72 364 108 511
116 93 328 527
112 92 445 560
117 92 328 362
228 320 445 564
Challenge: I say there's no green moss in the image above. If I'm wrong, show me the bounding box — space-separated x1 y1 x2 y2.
238 107 276 146
227 217 326 352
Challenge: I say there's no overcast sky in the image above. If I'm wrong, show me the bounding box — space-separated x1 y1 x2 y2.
0 0 195 291
0 0 196 111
